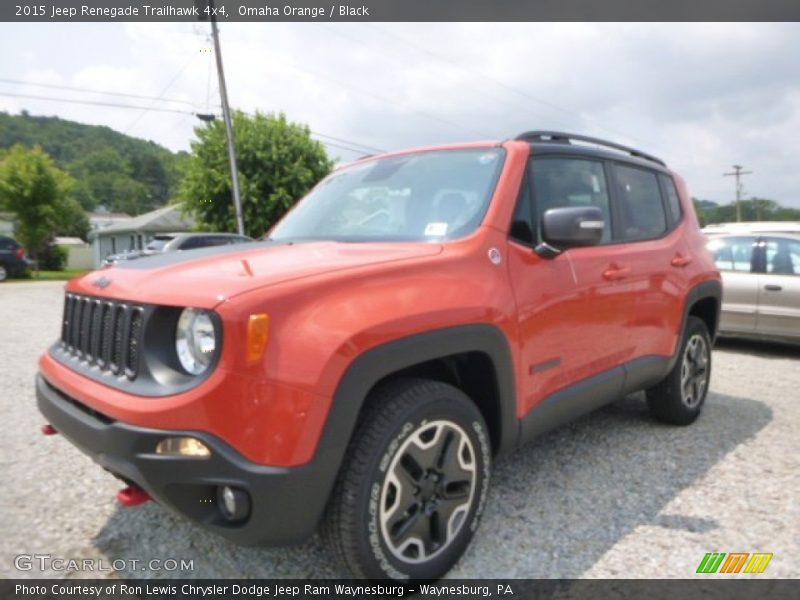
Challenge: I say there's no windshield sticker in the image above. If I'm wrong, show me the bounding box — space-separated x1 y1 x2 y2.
478 152 499 165
424 222 449 236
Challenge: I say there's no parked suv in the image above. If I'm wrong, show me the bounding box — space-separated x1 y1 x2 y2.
103 232 253 266
0 235 29 281
705 231 800 343
36 132 721 580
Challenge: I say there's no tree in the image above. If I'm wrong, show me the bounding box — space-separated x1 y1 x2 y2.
0 111 184 213
54 196 91 240
180 111 333 237
0 144 90 264
692 196 800 225
69 148 152 214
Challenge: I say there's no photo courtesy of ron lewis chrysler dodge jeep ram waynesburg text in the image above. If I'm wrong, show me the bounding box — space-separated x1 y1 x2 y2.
36 131 721 581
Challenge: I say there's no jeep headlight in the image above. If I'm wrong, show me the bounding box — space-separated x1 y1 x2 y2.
175 308 216 375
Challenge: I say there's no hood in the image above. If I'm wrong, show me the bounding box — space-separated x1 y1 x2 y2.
68 240 443 308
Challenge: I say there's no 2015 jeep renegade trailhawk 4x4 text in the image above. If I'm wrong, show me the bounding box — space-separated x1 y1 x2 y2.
37 131 721 580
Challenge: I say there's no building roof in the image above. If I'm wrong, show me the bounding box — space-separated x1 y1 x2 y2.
90 204 195 238
88 210 131 220
54 236 88 246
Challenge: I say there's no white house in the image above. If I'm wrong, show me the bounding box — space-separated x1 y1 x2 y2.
0 211 14 237
88 203 195 268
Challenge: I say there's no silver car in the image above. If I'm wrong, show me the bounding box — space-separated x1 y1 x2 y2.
705 229 800 343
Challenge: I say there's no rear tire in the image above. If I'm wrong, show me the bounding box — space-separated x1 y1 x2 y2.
322 378 491 581
0 264 7 282
647 316 712 425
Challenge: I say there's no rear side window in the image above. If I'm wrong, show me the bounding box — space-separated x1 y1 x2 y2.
613 165 667 241
530 158 612 243
0 237 17 250
178 236 206 250
659 174 683 225
764 237 800 276
707 236 757 272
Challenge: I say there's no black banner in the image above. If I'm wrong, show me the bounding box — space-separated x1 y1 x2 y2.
2 0 800 22
3 580 800 600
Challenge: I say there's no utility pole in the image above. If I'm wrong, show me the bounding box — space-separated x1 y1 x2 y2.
723 165 753 223
198 0 245 236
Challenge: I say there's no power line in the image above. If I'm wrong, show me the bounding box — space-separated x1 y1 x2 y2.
317 139 374 155
233 107 385 155
367 24 652 148
3 90 385 157
0 77 198 108
272 52 494 139
311 131 384 153
321 24 574 133
123 55 197 134
0 91 195 115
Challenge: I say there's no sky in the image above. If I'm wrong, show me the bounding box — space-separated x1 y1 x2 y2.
1 22 799 207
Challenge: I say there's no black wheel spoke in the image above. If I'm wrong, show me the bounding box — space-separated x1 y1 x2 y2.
398 452 425 486
429 510 446 548
440 478 471 501
389 503 425 545
435 430 456 470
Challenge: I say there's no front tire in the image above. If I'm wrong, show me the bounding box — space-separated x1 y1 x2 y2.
322 378 491 581
647 316 712 425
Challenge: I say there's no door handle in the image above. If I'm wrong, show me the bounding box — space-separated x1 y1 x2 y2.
764 284 783 292
671 253 693 267
602 265 630 281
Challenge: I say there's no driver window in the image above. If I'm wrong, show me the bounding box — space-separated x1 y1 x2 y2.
530 158 612 243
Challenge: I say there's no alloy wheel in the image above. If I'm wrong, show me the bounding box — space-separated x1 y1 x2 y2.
379 420 477 563
680 333 709 408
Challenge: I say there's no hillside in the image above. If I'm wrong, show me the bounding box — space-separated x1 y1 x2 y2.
0 111 187 215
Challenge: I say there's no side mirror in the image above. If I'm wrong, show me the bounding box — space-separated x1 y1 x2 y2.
536 206 605 257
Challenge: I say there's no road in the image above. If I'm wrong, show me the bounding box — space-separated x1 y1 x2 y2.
1 281 798 579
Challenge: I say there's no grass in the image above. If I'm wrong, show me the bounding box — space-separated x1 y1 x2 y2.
8 269 90 282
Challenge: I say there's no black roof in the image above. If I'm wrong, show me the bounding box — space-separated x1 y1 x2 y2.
516 131 666 168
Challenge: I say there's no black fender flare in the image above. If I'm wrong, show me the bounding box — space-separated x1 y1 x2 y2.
303 324 518 528
668 279 723 371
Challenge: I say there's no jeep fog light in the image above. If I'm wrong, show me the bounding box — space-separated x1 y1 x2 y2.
155 437 211 458
218 485 250 522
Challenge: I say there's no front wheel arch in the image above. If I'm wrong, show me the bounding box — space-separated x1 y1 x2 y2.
303 325 517 540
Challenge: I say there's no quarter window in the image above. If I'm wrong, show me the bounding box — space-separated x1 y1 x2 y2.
530 158 612 243
614 165 667 241
707 236 757 272
659 174 683 225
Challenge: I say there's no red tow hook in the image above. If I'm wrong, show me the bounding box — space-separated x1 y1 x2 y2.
117 485 151 507
41 424 58 435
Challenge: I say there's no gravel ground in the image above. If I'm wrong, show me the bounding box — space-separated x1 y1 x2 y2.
1 281 798 579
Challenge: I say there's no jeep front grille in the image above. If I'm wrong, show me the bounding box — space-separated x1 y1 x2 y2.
61 293 144 379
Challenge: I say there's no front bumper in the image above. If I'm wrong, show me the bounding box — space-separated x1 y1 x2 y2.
36 373 328 546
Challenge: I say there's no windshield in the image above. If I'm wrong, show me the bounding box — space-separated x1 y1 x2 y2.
269 148 506 242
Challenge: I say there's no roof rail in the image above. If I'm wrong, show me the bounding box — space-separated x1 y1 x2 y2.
515 131 666 167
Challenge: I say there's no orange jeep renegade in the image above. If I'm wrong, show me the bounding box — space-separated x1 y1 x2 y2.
37 131 721 580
